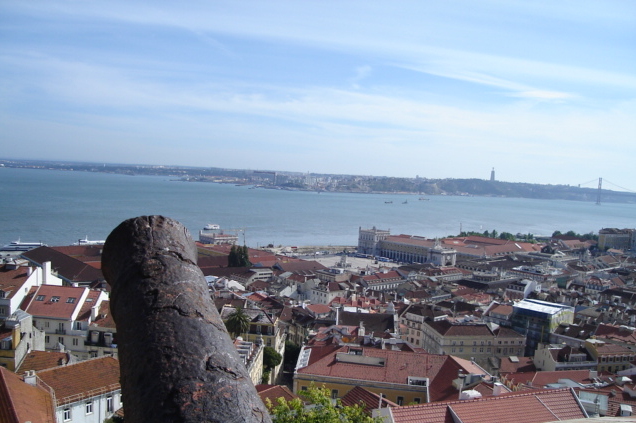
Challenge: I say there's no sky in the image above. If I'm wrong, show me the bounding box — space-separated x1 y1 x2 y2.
1 1 635 188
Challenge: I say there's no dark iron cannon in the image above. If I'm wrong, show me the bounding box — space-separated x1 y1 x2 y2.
102 216 271 423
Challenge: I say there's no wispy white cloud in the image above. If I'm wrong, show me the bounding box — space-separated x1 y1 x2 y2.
1 0 634 185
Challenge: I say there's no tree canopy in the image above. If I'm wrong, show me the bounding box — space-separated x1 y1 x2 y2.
224 307 250 338
266 385 384 423
264 346 282 370
228 244 252 267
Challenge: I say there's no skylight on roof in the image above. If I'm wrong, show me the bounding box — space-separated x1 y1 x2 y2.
51 296 60 302
66 297 76 303
35 295 45 301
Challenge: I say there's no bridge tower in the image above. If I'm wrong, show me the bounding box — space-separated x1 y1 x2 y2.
596 177 602 205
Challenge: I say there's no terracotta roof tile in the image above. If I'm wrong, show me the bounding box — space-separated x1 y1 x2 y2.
341 386 398 413
256 384 299 406
36 356 120 405
0 366 55 423
297 345 447 386
22 285 88 319
389 388 586 423
77 290 105 322
22 246 103 283
90 300 116 328
0 264 31 300
16 351 72 375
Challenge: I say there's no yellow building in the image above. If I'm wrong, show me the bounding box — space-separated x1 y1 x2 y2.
294 344 489 406
585 338 635 373
220 306 286 384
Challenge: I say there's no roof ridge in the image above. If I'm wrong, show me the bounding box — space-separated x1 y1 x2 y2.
36 355 116 374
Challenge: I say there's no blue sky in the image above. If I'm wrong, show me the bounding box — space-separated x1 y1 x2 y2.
1 1 635 187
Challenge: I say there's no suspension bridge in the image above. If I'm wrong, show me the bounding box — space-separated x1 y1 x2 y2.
578 178 636 205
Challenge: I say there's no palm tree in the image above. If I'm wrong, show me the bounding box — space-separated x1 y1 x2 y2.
225 307 251 338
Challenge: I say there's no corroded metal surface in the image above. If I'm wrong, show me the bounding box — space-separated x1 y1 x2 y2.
102 216 271 423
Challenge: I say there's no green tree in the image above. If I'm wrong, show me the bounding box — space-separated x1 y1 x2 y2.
224 307 250 338
491 229 498 239
240 244 252 267
264 346 282 370
284 341 301 368
552 230 562 237
266 384 384 423
228 245 240 267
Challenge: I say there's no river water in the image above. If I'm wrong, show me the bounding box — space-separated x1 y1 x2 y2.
0 167 633 248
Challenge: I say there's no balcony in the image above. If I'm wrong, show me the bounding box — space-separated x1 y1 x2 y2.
55 329 67 335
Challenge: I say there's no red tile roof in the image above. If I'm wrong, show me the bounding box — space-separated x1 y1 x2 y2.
22 285 88 320
341 386 398 413
0 264 30 300
305 303 332 315
22 246 104 283
89 300 116 328
0 366 55 423
503 369 594 389
16 351 73 375
297 345 447 386
36 356 120 405
388 388 586 423
498 356 536 375
256 384 299 406
76 290 106 322
425 320 494 337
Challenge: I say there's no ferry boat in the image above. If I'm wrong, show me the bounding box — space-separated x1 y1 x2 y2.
74 236 106 246
203 224 221 230
1 240 47 252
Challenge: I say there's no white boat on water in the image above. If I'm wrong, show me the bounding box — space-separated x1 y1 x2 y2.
203 224 221 230
74 236 106 246
1 239 47 252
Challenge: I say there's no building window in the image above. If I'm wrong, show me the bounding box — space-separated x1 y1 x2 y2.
413 397 421 404
45 336 50 344
301 386 308 391
73 338 79 346
107 396 113 412
58 337 64 345
86 401 93 414
397 396 404 406
63 408 71 421
331 389 338 399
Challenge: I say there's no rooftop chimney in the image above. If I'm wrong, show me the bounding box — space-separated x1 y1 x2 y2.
493 382 505 396
23 370 37 386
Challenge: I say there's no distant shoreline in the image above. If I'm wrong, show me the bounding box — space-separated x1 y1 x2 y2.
2 158 635 204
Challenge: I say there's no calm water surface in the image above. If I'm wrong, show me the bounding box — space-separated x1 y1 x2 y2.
1 167 634 247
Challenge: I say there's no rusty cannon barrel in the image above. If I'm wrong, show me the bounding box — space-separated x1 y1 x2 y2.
102 216 271 423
